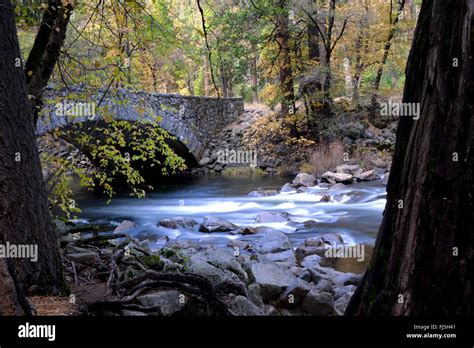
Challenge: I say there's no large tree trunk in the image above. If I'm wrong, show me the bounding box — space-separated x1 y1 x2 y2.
0 0 65 296
346 0 474 316
276 0 295 116
0 259 30 315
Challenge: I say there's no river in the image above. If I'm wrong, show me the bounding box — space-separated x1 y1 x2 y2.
75 176 387 248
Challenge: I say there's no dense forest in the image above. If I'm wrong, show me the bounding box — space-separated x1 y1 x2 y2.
0 0 472 330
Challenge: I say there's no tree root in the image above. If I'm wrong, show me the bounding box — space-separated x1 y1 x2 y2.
89 271 233 316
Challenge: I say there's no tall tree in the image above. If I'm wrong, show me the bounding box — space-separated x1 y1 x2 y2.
0 0 65 297
369 0 405 119
24 0 74 125
303 0 323 121
275 0 295 115
352 0 369 108
346 0 473 315
304 0 349 116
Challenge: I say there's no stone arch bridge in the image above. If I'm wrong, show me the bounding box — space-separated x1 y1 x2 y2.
37 87 244 164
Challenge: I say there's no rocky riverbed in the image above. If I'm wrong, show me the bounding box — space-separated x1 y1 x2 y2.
57 170 386 316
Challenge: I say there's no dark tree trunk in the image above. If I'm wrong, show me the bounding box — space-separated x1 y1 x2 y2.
346 0 474 316
352 0 369 108
0 259 30 315
276 0 295 116
305 0 323 119
307 0 321 62
0 0 65 296
319 0 336 116
25 0 73 125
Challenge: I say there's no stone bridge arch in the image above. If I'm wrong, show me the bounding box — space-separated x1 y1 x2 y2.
37 88 244 164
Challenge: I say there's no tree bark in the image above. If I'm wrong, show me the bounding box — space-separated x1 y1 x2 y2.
276 0 295 116
0 0 65 296
0 259 30 315
352 0 369 108
25 0 73 125
304 0 323 119
346 0 474 316
307 0 321 62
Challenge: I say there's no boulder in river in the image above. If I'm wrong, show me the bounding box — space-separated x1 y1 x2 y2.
290 267 312 282
294 220 319 232
159 217 199 230
319 195 332 202
255 211 291 223
186 257 243 288
334 292 353 315
191 245 248 282
301 254 323 269
321 172 353 185
228 295 264 316
255 231 296 266
248 283 264 307
355 170 381 182
295 245 327 263
293 173 317 187
278 278 312 308
114 220 135 233
333 285 357 301
336 164 362 176
261 249 297 267
248 189 279 197
304 233 344 247
250 262 298 302
238 226 258 235
199 216 237 233
302 288 335 315
254 231 292 254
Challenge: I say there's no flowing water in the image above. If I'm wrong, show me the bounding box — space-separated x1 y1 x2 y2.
76 176 387 248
